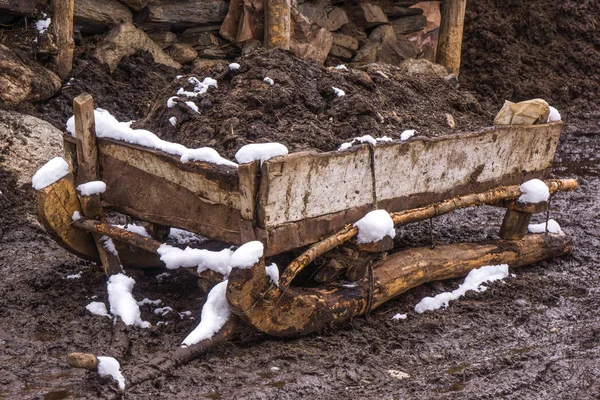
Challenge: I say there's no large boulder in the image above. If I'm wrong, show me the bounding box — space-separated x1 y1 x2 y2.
0 0 45 16
93 22 181 72
0 109 63 185
74 0 132 34
290 10 333 64
0 44 61 106
118 0 148 12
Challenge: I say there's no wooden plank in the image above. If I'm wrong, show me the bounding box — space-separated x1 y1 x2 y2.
50 0 75 80
436 0 466 75
373 123 562 212
499 209 531 240
100 155 242 245
257 147 374 228
97 138 240 209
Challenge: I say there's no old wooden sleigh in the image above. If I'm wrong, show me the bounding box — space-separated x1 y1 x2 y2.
38 94 576 381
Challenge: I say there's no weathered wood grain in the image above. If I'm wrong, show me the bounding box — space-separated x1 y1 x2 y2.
100 155 242 244
257 147 374 228
97 138 240 209
436 0 466 75
373 123 562 212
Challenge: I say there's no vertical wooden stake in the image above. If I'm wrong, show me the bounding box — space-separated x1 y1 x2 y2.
499 209 532 240
264 0 290 50
74 94 122 277
436 0 467 76
51 0 75 80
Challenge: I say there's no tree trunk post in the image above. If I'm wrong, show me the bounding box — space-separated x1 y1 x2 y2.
50 0 75 80
264 0 290 49
436 0 467 76
499 209 532 240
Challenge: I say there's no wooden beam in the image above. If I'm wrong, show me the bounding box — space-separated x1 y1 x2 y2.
499 209 531 240
50 0 75 80
436 0 466 76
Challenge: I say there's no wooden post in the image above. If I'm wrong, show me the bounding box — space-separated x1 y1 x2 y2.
499 209 531 240
436 0 467 76
50 0 75 80
73 94 122 277
264 0 290 49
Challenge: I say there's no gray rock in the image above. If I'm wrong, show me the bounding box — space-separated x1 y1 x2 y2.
353 25 417 64
118 0 148 12
0 109 63 185
0 44 62 106
137 0 229 29
298 0 349 32
290 10 333 64
74 0 133 34
351 4 388 28
147 30 177 49
166 43 198 64
93 22 181 72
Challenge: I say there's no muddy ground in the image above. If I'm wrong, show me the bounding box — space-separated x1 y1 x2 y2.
2 0 600 399
1 120 599 399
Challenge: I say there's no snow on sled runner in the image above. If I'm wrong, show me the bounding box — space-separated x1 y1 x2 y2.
34 94 576 387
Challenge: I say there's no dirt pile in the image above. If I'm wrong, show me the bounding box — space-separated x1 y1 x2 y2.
136 48 491 159
461 0 600 115
13 51 179 131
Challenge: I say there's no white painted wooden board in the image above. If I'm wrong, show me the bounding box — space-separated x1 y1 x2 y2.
373 123 561 205
258 147 374 228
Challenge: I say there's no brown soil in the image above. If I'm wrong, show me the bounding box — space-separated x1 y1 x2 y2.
135 48 490 159
1 0 600 398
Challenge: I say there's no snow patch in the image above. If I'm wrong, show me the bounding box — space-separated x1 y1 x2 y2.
100 236 118 256
86 301 110 318
115 223 150 238
354 210 396 244
182 280 231 346
229 63 240 70
169 116 177 126
332 87 345 97
32 157 69 190
338 135 393 151
235 143 288 164
185 101 199 113
167 97 177 108
157 245 234 275
230 241 264 269
136 298 161 306
264 77 274 85
154 306 173 316
414 264 510 314
518 179 549 203
77 181 106 196
66 271 82 279
97 356 126 391
265 263 279 286
334 64 348 71
107 273 150 328
392 313 407 320
528 219 564 235
400 129 415 141
35 14 51 34
66 109 237 167
547 106 561 122
71 211 81 221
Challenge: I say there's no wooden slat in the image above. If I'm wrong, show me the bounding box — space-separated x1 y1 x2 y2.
100 155 242 245
97 138 240 209
257 147 374 228
373 123 562 212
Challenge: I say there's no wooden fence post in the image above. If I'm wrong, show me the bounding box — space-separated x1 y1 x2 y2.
264 0 290 49
436 0 467 76
50 0 75 80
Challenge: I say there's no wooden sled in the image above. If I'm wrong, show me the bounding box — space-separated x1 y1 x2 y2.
37 94 577 339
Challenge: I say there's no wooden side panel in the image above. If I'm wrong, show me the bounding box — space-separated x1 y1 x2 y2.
100 155 242 245
374 123 562 211
97 138 240 209
257 147 374 228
